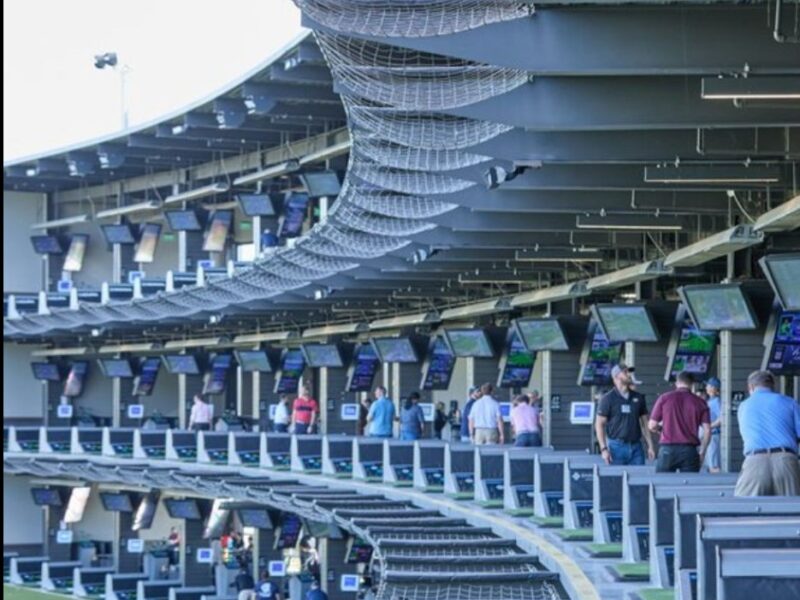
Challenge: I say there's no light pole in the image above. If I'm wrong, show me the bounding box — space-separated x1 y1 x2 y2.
94 52 131 130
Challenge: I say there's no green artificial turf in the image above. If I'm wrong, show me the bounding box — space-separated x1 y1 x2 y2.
607 562 651 582
504 508 534 517
478 500 504 509
448 492 474 501
554 528 593 541
4 585 70 600
530 515 564 528
634 589 675 600
582 543 623 558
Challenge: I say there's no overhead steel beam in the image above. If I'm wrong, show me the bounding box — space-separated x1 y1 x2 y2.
269 63 333 84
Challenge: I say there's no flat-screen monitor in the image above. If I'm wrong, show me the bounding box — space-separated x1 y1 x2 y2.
347 343 380 392
235 350 273 373
164 498 202 520
98 358 134 378
679 284 758 331
578 321 624 387
443 329 495 358
31 487 63 506
100 223 136 245
421 336 456 391
238 508 273 529
301 344 344 368
498 330 535 389
100 492 134 512
275 349 305 394
165 209 202 232
345 537 373 564
592 304 660 342
64 486 92 523
63 361 89 397
665 307 718 381
203 499 230 539
31 361 61 382
276 514 303 549
570 402 595 425
134 223 161 263
30 235 64 255
133 357 161 396
237 193 276 217
371 337 418 363
203 210 233 252
163 354 201 375
279 192 309 238
762 309 800 376
760 254 800 311
514 318 570 351
132 491 159 531
300 171 341 198
63 234 89 272
202 354 233 395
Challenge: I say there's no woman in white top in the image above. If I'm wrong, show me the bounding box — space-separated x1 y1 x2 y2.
273 395 290 433
188 394 212 431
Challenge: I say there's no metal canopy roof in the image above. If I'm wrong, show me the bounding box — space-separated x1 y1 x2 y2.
4 0 800 343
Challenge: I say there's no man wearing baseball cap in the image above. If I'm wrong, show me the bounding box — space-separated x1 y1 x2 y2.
595 363 655 465
704 377 723 472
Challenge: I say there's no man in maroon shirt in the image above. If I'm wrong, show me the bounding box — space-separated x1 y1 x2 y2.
648 371 711 472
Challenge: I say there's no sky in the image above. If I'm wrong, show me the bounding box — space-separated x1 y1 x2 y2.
3 0 305 162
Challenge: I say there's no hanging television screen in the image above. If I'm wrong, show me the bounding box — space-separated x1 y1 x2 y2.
100 492 134 513
665 306 718 381
100 223 136 245
278 192 309 239
31 361 61 382
679 284 758 331
163 354 201 375
133 357 161 396
165 209 203 232
498 330 535 389
371 337 418 363
237 194 276 217
31 487 63 507
347 343 380 392
134 223 161 263
30 235 64 255
235 350 273 373
64 486 92 523
421 336 456 391
592 304 660 342
301 344 344 368
238 508 273 529
578 321 624 387
63 234 89 272
345 537 373 564
276 513 303 549
762 309 800 376
164 498 202 520
202 354 233 395
98 358 134 378
203 210 233 252
760 253 800 311
63 361 89 397
514 317 570 351
132 491 159 531
300 171 341 198
275 349 305 394
443 329 495 358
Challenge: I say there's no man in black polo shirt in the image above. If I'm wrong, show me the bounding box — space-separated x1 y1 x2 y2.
595 364 655 465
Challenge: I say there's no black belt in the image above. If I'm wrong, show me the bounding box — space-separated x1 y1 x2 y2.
747 447 797 456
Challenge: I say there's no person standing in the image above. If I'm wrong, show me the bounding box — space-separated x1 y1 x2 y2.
433 401 447 439
703 377 722 472
273 395 290 433
291 386 318 435
460 386 480 442
357 396 371 436
510 394 542 447
235 567 256 600
648 371 711 473
399 392 425 440
305 580 328 600
188 394 212 431
469 383 505 445
595 364 655 465
366 386 395 438
256 570 282 600
734 370 800 496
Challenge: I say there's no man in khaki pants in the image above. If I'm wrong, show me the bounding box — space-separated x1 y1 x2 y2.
734 370 800 496
468 383 505 445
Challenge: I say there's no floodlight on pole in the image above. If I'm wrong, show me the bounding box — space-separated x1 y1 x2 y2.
94 52 131 130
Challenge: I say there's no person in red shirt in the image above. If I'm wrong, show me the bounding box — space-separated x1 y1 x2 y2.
291 385 319 434
648 371 711 472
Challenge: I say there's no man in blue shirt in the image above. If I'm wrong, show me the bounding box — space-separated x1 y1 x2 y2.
460 386 480 442
255 571 282 600
735 370 800 496
366 386 395 438
703 377 722 472
305 580 327 600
